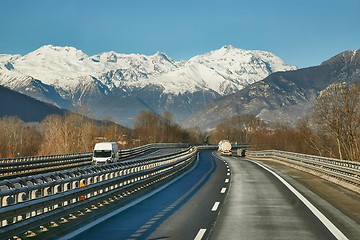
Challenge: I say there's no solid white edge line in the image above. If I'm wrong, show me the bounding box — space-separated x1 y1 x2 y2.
194 228 207 240
252 161 348 240
211 202 220 211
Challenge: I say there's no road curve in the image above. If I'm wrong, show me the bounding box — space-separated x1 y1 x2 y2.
147 150 229 240
61 150 227 240
58 150 359 240
210 156 356 240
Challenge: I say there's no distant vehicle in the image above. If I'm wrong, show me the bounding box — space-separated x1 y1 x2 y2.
92 142 119 165
238 148 246 157
218 140 232 156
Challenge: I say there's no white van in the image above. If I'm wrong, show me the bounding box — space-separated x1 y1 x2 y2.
92 142 119 165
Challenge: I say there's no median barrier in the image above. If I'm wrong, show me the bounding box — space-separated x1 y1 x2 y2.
0 146 197 239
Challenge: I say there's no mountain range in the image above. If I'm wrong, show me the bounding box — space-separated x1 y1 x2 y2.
0 45 296 126
1 45 359 131
185 49 360 130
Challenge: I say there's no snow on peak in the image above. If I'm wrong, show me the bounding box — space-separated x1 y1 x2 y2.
0 54 21 62
2 45 179 90
153 51 169 58
0 45 296 96
153 51 176 64
104 51 118 63
191 45 296 72
152 45 298 95
222 45 235 49
6 45 96 88
28 45 89 61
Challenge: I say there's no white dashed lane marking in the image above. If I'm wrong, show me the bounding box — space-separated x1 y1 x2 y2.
211 202 220 211
194 228 207 240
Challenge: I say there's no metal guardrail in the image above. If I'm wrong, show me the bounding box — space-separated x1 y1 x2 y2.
0 153 92 178
247 150 360 187
0 147 197 239
196 144 250 150
119 143 190 159
0 143 191 179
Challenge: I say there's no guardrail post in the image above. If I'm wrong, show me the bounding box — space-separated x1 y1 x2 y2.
0 145 197 239
248 149 360 193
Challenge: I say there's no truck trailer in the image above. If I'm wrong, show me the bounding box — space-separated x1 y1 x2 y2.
218 140 232 156
92 142 119 165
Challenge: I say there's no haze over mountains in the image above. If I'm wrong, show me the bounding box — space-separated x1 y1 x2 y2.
0 85 66 122
0 45 296 126
1 45 359 130
185 50 360 130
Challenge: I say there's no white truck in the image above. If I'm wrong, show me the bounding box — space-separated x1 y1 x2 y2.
218 140 232 156
92 142 119 165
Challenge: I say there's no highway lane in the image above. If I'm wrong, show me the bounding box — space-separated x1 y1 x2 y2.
147 151 230 240
62 150 228 240
211 155 350 240
58 149 357 240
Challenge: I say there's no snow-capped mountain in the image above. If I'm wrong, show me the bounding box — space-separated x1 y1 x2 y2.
185 49 360 130
120 45 296 95
0 45 296 126
0 45 178 93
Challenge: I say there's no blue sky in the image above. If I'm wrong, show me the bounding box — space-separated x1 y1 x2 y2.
1 0 359 68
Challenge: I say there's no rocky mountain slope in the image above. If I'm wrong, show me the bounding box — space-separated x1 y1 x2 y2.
0 45 296 126
185 50 360 130
0 85 66 122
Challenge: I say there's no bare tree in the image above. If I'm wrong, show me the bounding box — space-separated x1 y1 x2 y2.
211 114 266 144
40 113 100 154
314 84 360 161
0 117 40 157
133 110 161 144
133 110 195 144
39 114 65 154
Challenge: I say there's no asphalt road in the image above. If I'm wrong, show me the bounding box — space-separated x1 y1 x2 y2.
151 154 351 240
62 151 359 240
65 150 228 240
147 151 229 240
211 156 339 239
